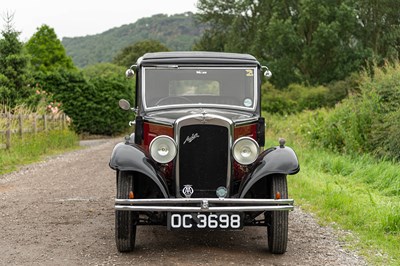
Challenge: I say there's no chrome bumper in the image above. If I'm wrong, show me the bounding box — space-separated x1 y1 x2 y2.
115 198 294 212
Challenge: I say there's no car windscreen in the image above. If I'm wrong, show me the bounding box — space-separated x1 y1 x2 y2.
143 67 257 110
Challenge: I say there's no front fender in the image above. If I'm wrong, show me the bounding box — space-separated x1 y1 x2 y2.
239 146 300 198
109 142 169 198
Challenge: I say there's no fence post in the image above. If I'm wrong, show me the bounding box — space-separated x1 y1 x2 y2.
18 114 23 137
5 113 11 149
61 114 65 130
43 114 47 132
33 114 37 135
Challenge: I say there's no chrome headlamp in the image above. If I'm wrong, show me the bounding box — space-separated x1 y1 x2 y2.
232 137 259 165
149 135 177 164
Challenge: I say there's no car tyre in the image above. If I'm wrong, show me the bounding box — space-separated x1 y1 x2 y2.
266 174 288 254
115 171 137 252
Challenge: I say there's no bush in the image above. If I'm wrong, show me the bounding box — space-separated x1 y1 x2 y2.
261 84 297 114
326 72 361 103
88 76 134 135
33 68 134 135
304 62 400 161
261 82 333 114
288 83 330 111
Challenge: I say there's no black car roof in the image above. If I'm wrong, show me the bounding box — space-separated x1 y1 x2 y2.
138 51 260 66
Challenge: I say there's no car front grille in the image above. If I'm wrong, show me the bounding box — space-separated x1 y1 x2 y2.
178 124 229 198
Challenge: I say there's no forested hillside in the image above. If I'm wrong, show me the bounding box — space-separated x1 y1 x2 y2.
62 12 204 67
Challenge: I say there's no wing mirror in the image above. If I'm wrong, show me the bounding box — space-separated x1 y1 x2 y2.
262 66 272 79
118 99 131 110
125 65 137 79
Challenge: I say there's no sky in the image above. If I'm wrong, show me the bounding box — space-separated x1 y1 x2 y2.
1 0 199 41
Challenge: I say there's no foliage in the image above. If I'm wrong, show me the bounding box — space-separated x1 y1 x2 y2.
265 114 400 265
62 12 205 68
82 62 136 114
32 70 92 133
261 82 337 114
81 62 129 79
25 25 75 72
86 75 134 135
0 129 78 175
34 66 134 135
354 0 400 63
23 82 61 114
0 13 31 107
195 0 399 88
302 62 400 161
113 40 169 67
22 23 135 136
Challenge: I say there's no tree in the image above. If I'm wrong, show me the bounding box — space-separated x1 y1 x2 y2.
194 0 383 88
0 13 31 107
113 40 169 67
354 0 400 63
25 25 75 72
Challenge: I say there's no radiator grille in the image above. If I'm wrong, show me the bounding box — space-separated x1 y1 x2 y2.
178 124 229 197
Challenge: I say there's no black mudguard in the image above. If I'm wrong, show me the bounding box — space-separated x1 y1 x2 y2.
239 146 300 198
109 142 169 198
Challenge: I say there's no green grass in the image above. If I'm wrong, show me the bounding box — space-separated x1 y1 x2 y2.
289 150 399 265
265 113 400 265
0 130 80 175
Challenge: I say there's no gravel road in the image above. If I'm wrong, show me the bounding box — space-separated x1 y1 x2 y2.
0 139 367 265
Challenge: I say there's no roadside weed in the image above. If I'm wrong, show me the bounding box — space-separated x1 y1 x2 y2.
0 130 79 175
265 113 400 265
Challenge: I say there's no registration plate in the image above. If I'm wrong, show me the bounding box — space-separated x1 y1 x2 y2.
167 213 243 230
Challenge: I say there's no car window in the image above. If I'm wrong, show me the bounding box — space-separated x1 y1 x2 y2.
169 80 220 96
143 67 257 109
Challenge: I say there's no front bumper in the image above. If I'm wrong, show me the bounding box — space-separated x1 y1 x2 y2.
115 198 294 212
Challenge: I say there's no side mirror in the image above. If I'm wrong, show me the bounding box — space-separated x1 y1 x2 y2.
262 66 272 79
125 64 137 79
264 69 272 79
118 99 131 110
125 69 135 78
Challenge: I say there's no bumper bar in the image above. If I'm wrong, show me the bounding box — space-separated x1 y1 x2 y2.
115 198 294 212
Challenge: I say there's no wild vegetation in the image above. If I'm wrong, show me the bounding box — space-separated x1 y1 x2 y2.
266 109 400 265
0 127 78 175
262 62 400 265
1 17 134 136
303 63 400 161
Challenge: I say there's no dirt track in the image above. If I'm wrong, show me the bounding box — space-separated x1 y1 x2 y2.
0 139 367 265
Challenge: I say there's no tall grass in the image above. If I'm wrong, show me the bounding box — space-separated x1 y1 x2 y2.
0 130 79 175
265 112 400 265
299 62 400 161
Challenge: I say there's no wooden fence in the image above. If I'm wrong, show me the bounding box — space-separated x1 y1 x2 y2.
0 113 68 149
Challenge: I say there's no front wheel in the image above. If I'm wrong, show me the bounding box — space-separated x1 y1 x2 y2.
115 171 137 252
265 174 289 254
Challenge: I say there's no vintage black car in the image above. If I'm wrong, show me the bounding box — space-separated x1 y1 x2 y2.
109 51 300 254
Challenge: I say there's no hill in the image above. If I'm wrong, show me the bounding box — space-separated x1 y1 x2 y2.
62 12 204 68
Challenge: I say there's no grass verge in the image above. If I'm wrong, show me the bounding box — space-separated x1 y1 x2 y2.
0 130 80 175
265 113 400 265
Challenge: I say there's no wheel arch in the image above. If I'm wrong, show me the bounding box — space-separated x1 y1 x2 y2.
239 146 299 198
110 142 169 198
